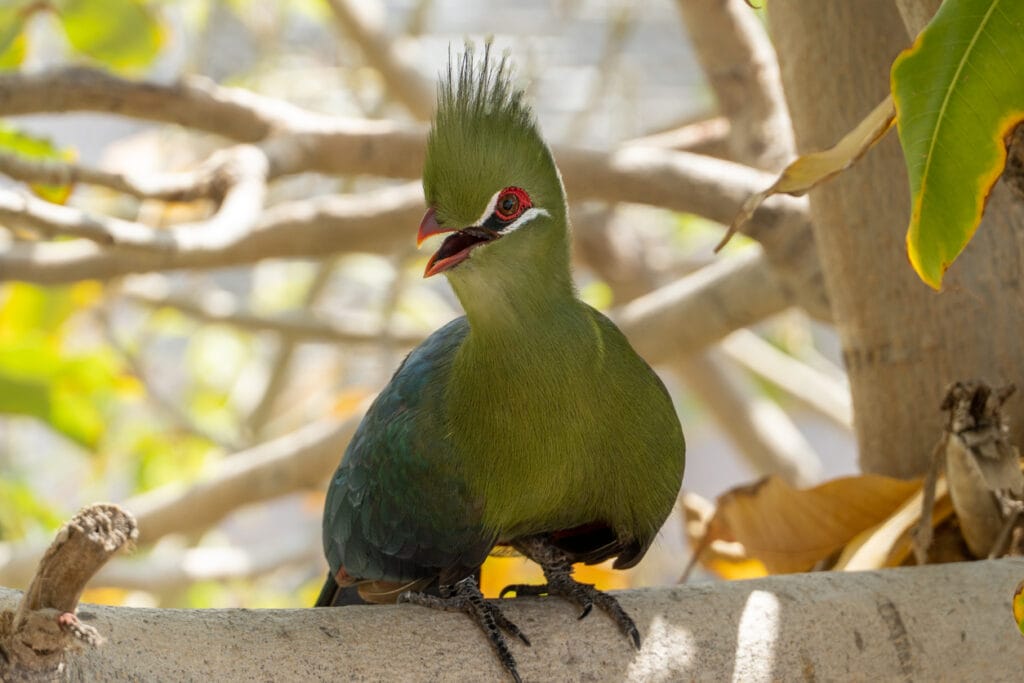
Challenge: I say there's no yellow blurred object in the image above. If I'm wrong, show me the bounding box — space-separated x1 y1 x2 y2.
332 388 372 418
1013 580 1024 636
703 553 768 580
69 281 104 308
479 555 629 599
80 587 129 606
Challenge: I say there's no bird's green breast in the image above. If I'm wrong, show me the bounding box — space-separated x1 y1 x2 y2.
445 302 684 544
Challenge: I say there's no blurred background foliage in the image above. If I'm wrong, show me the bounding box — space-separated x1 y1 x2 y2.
0 0 856 609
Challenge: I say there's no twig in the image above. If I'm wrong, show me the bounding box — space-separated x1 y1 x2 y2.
325 0 435 120
120 278 427 347
719 328 852 429
0 144 266 252
0 66 336 141
626 116 732 158
97 304 241 451
0 188 168 247
0 151 229 202
1 504 136 676
244 259 339 439
0 182 424 284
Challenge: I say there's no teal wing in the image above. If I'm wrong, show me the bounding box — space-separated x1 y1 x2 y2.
322 317 494 588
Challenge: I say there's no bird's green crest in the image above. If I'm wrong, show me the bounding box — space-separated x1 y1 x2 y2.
423 44 565 230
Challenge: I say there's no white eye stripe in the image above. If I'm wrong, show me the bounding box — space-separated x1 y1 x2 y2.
474 190 502 226
497 206 549 234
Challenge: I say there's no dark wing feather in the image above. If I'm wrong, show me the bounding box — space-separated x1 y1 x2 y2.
322 318 494 597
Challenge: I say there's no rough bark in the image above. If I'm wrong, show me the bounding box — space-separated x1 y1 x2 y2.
2 559 1021 680
768 1 1024 477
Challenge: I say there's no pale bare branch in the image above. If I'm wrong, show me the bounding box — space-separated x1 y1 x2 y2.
0 151 228 202
674 352 823 486
674 0 795 170
3 559 1023 680
325 0 435 120
0 145 266 251
0 182 423 284
719 329 853 430
613 247 793 364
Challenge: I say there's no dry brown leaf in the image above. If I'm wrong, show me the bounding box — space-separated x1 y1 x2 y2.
835 476 954 571
716 95 896 252
704 473 920 574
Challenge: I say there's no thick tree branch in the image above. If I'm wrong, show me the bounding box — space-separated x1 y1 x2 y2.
614 247 792 365
2 559 1021 680
674 0 795 170
0 67 335 140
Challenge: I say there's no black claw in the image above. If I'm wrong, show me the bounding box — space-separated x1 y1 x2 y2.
509 535 645 652
401 576 527 682
629 627 642 650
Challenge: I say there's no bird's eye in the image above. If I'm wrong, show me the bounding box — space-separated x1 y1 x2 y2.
494 187 531 222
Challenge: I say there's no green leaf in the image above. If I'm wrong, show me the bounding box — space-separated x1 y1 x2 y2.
0 122 76 204
892 0 1024 290
0 284 128 449
0 479 64 540
0 5 28 70
58 0 164 72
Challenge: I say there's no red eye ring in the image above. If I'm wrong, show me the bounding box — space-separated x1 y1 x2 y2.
494 187 531 222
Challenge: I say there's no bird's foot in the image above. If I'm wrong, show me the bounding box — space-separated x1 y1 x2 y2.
501 537 641 649
399 575 529 683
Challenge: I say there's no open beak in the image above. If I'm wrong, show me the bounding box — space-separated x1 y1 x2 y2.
416 207 500 278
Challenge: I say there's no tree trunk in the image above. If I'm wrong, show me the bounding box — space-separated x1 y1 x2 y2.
767 1 1024 477
3 560 1022 680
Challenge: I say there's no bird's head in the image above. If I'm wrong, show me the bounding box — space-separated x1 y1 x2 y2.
418 45 570 309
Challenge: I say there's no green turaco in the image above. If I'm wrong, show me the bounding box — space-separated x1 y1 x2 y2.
316 45 685 681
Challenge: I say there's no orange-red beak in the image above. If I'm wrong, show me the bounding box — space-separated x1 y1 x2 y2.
417 207 501 278
416 207 452 247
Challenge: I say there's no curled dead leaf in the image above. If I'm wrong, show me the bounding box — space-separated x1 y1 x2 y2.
717 95 895 252
695 474 919 574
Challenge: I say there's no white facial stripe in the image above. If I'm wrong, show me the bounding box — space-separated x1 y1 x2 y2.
474 190 502 226
497 206 549 235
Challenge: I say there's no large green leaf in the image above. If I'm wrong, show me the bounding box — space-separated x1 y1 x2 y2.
58 0 164 72
892 0 1024 290
0 284 126 449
